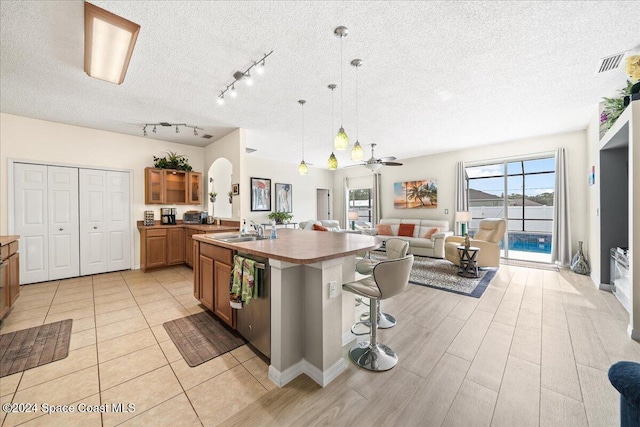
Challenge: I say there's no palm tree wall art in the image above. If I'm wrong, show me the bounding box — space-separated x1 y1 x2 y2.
393 180 438 209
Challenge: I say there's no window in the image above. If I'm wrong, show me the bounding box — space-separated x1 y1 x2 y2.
466 156 555 261
348 188 372 224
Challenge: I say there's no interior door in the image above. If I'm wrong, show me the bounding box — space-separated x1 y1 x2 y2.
47 166 80 280
13 163 48 284
316 189 331 220
106 171 131 272
80 169 108 275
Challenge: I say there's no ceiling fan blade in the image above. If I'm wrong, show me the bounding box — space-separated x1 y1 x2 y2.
378 156 396 162
381 161 403 166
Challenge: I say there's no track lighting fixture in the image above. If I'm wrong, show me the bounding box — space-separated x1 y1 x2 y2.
216 51 273 106
141 122 203 137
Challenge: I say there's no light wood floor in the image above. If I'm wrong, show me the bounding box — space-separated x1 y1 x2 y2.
0 264 633 426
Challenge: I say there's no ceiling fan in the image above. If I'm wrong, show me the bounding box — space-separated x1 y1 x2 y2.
358 143 403 171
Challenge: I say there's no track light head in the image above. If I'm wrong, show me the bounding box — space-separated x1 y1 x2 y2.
175 125 179 134
143 126 147 137
152 125 157 133
230 85 237 97
193 128 198 136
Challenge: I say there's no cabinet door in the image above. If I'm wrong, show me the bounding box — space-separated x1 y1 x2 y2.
146 235 167 269
213 261 234 327
188 172 202 204
48 166 80 280
193 241 201 299
167 228 185 265
165 171 187 204
0 262 8 318
145 168 164 204
199 255 214 311
8 253 20 305
185 230 194 267
13 163 48 284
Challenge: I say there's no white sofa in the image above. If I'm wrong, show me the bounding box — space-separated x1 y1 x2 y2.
373 218 452 258
298 220 343 231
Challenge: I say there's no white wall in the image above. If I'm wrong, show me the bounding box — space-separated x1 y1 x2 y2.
333 130 589 251
0 113 205 268
203 128 244 220
243 155 333 227
586 110 603 286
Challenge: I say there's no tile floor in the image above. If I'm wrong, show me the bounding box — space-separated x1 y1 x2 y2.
0 263 636 426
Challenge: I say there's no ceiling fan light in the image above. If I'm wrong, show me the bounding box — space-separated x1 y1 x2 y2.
298 160 308 175
351 140 364 161
365 162 382 172
334 127 349 151
327 152 338 170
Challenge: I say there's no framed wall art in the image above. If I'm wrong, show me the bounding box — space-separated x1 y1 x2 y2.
250 177 271 211
275 183 292 213
232 183 240 195
393 179 438 209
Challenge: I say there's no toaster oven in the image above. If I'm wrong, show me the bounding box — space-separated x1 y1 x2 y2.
183 211 206 224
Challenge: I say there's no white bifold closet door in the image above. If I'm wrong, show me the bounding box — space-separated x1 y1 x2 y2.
79 169 131 275
13 164 80 284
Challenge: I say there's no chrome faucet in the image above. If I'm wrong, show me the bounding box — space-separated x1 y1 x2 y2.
250 221 264 237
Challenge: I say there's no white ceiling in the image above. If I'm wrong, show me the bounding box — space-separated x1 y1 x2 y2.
1 1 638 168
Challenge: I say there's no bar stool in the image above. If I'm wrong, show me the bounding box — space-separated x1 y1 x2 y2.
355 238 409 329
343 254 414 371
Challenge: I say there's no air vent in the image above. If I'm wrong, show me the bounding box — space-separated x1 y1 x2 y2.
201 134 213 139
597 52 625 73
246 147 257 154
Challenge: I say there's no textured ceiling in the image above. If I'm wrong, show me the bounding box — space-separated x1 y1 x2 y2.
1 1 638 168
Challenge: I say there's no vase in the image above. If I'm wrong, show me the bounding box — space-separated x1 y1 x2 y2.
570 241 591 275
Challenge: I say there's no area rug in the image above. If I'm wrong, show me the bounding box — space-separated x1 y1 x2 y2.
163 311 246 367
0 319 73 378
500 258 560 271
370 251 496 298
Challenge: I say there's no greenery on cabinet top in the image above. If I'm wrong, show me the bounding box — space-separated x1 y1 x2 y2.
153 151 192 171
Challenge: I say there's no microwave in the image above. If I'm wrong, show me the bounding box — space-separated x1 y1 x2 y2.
183 211 207 224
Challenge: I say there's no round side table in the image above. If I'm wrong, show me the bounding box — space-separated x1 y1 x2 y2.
457 245 480 278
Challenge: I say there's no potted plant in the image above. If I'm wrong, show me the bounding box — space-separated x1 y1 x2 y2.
152 151 193 171
209 192 217 203
268 211 293 224
228 191 233 204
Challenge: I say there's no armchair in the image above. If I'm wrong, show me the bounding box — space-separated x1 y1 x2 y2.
444 218 506 268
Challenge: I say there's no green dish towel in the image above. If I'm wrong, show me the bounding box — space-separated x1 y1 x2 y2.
231 255 244 298
241 258 259 304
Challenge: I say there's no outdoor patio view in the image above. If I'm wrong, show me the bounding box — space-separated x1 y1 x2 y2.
466 157 556 263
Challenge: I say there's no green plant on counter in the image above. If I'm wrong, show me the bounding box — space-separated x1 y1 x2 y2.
268 211 293 224
153 151 193 171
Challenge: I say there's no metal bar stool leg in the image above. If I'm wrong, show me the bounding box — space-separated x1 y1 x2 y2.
349 296 398 371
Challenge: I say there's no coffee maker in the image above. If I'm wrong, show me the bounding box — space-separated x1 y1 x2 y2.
160 208 177 225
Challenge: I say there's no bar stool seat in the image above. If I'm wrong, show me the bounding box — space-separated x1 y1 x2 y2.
343 254 414 371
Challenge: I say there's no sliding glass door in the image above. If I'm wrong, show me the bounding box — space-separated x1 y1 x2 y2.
465 156 555 262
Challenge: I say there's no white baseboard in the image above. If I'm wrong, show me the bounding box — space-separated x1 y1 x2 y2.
343 330 356 347
268 358 348 388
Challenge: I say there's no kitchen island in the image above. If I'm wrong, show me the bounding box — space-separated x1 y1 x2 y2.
193 228 380 387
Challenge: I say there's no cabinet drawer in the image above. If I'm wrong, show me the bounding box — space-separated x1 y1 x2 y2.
146 229 167 237
200 243 233 264
0 245 7 261
8 241 18 257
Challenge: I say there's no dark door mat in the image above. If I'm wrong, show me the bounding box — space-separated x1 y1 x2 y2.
163 311 246 367
0 319 73 378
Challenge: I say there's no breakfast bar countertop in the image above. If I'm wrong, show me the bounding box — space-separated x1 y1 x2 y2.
193 228 381 264
0 235 20 246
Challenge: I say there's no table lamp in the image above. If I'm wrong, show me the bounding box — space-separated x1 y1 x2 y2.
348 211 359 230
455 211 472 236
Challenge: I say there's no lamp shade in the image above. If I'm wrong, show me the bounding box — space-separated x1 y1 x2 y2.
348 211 359 221
455 211 472 222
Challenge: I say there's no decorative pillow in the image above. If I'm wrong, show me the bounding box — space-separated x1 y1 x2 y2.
398 224 415 237
424 227 440 239
303 221 320 230
377 224 393 235
312 224 328 231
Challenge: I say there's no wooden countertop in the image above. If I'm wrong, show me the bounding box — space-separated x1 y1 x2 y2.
193 228 381 264
0 235 20 246
137 223 238 232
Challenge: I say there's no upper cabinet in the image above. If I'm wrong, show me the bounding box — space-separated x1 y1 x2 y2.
145 168 202 205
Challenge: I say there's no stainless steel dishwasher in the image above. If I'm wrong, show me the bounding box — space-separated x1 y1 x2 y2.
235 252 271 358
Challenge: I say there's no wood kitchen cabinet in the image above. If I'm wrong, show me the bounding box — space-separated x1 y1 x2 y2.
167 228 185 265
140 229 167 271
185 229 205 267
145 168 201 205
1 236 20 320
194 241 235 328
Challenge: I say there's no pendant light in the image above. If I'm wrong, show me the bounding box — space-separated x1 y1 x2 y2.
298 100 308 175
350 59 364 161
327 84 339 170
333 26 349 151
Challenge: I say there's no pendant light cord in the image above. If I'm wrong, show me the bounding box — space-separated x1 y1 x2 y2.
331 86 335 149
355 65 359 141
301 102 305 160
340 38 344 126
